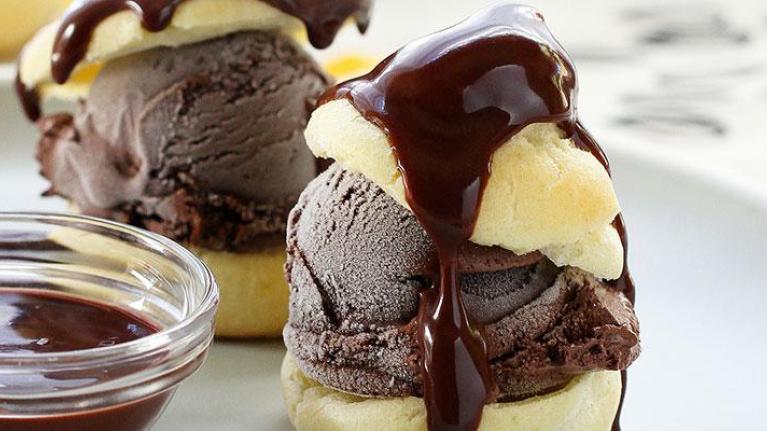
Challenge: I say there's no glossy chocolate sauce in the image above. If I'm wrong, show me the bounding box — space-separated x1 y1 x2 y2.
0 289 165 431
610 214 634 431
0 289 156 355
321 4 634 431
0 393 173 431
264 0 371 49
17 0 370 121
14 66 40 122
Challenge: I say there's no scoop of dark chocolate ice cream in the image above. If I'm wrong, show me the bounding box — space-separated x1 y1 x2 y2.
37 31 330 251
284 165 640 400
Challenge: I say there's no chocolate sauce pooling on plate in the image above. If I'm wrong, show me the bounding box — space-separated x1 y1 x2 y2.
321 4 635 431
17 0 371 121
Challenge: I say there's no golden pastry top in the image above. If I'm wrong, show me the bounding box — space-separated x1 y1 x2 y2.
18 0 305 100
305 99 624 279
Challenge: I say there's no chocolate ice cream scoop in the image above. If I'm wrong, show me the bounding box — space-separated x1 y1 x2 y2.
37 31 329 250
284 165 640 401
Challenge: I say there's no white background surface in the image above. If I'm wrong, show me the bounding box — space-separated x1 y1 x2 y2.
2 1 767 430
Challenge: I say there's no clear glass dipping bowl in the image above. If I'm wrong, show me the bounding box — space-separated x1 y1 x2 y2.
0 213 218 431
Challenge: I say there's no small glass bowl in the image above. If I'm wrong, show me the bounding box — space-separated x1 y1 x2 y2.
0 212 219 431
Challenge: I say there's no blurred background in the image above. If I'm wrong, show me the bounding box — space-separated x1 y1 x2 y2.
1 1 766 430
0 0 70 61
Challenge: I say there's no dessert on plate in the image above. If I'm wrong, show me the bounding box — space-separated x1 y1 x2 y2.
15 0 371 337
282 4 640 431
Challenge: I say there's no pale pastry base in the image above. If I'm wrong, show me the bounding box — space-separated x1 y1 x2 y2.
191 246 289 338
63 205 289 338
281 354 621 431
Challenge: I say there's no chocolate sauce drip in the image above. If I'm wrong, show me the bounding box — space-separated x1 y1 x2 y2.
612 370 629 431
611 215 636 304
17 0 370 121
266 0 371 49
321 4 635 431
609 215 634 431
14 67 40 121
50 0 370 84
50 0 183 85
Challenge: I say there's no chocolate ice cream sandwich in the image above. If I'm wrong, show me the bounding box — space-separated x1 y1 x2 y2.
16 0 371 337
282 4 640 430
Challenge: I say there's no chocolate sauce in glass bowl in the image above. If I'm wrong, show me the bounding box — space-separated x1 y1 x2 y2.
1 393 173 431
0 289 157 354
0 289 169 431
321 4 635 431
17 0 371 121
0 214 217 431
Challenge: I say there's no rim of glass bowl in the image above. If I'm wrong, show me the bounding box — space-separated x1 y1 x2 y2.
0 212 219 401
